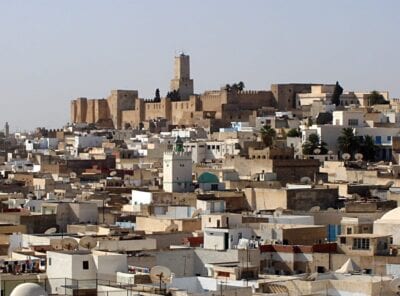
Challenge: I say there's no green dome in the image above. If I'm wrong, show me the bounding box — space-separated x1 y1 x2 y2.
198 172 219 183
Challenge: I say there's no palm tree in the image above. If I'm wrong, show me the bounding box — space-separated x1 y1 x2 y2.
360 135 378 161
260 125 276 147
303 133 328 155
338 128 359 158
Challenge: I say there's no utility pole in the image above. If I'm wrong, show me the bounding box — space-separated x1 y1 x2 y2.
183 255 187 276
102 196 105 224
246 245 250 287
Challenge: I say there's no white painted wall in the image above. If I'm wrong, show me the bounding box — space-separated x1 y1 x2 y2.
131 190 153 205
163 152 193 193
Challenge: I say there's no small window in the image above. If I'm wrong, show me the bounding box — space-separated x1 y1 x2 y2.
364 269 372 274
340 237 346 244
348 119 358 126
48 258 52 266
83 261 89 270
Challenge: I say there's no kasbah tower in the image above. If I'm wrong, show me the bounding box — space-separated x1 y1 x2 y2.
170 53 194 100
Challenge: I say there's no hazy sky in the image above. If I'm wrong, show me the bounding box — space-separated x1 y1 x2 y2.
0 0 399 130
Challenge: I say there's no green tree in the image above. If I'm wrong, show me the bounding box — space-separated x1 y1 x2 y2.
360 135 378 161
166 89 180 101
338 128 360 158
287 128 300 137
237 81 245 91
225 81 245 92
302 133 328 155
331 81 343 106
154 88 161 102
260 125 276 147
367 90 388 106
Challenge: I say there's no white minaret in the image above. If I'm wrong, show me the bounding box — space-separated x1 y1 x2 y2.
163 136 193 193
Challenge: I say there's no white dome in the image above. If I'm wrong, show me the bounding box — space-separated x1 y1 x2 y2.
10 283 47 296
378 207 400 222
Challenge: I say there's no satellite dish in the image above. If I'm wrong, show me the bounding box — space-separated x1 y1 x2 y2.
385 181 395 188
110 171 117 177
50 240 63 251
300 176 312 184
389 277 400 293
342 153 351 160
194 188 204 194
150 265 172 285
44 227 57 235
309 206 320 212
328 150 333 155
79 236 97 250
191 209 202 218
355 153 363 161
313 148 321 155
61 238 79 250
70 172 77 178
302 272 318 281
165 223 179 232
26 193 35 199
274 207 284 217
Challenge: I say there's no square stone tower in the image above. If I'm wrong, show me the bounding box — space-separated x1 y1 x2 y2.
163 150 193 193
170 53 194 100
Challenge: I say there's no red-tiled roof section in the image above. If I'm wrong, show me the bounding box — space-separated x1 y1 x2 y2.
183 236 204 247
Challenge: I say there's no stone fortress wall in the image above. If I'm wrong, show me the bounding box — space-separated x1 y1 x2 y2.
71 54 321 129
